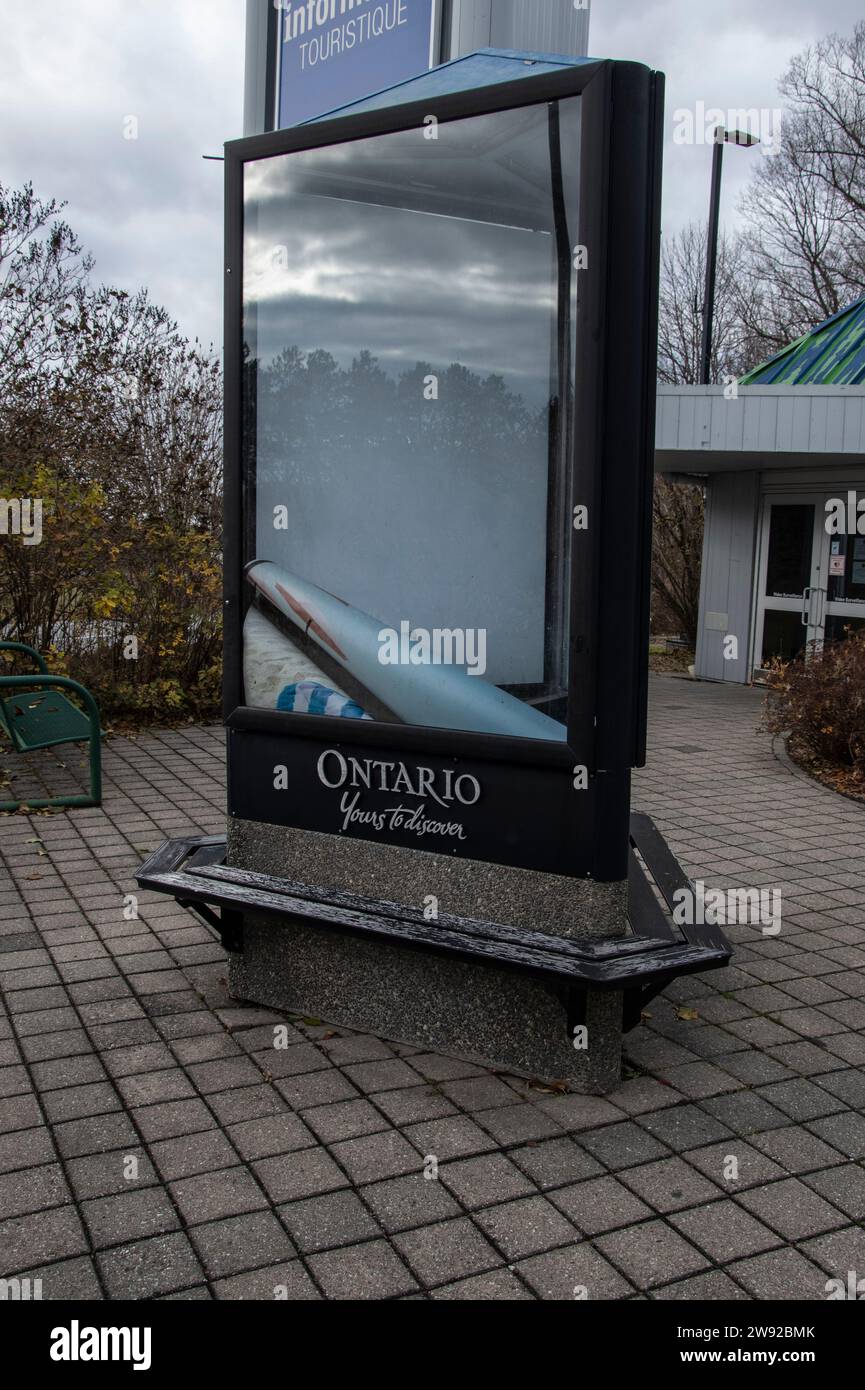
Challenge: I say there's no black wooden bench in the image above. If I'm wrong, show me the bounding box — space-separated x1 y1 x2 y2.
137 812 731 1037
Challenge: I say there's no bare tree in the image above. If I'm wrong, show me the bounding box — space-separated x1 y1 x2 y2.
738 21 865 350
651 478 705 646
658 223 763 384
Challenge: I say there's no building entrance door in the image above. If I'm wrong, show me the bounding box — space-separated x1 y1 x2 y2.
753 492 865 677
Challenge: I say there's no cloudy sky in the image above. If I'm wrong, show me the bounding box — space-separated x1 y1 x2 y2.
2 0 862 354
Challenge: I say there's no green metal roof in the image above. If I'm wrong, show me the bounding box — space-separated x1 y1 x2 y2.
740 296 865 385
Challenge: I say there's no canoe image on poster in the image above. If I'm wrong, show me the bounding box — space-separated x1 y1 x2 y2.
245 560 567 742
277 0 437 129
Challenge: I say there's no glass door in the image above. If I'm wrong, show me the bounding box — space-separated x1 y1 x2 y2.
753 496 823 675
817 499 865 648
754 492 865 678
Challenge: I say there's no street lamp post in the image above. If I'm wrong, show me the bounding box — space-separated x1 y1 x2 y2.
699 125 760 385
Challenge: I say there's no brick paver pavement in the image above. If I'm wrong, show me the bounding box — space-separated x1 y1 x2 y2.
1 676 863 1300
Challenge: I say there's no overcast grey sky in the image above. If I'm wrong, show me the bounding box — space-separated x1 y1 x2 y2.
1 0 862 353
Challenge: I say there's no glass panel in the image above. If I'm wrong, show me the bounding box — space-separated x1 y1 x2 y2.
761 609 807 665
825 614 865 644
765 504 814 598
241 98 582 742
827 533 865 604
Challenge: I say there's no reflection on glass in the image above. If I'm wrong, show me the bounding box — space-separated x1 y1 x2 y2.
240 98 581 741
765 505 814 598
828 534 865 604
761 610 806 665
825 615 865 644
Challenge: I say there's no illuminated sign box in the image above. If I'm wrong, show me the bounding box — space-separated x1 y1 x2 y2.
224 54 663 885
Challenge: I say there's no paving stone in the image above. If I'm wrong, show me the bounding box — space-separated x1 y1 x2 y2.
0 1092 42 1134
551 1174 654 1233
438 1075 523 1112
659 1061 743 1100
251 1045 328 1079
609 1076 685 1115
529 1094 623 1130
132 1098 215 1143
0 1205 88 1268
191 1210 296 1278
619 1155 724 1213
801 1227 865 1279
213 1261 320 1300
41 1081 121 1124
473 1195 578 1260
432 1268 533 1299
329 1129 422 1185
309 1240 418 1299
439 1153 536 1209
227 1112 315 1161
53 1112 140 1159
651 1270 749 1300
277 1071 360 1110
98 1232 206 1299
342 1059 420 1093
0 1163 70 1219
360 1173 462 1233
751 1126 848 1174
151 1128 241 1181
755 1078 847 1122
278 1189 381 1253
301 1098 389 1144
576 1121 670 1172
701 1090 790 1135
806 1111 865 1159
403 1115 496 1162
30 1054 108 1091
637 1106 733 1154
474 1104 566 1146
595 1219 709 1289
15 1254 103 1301
515 1242 633 1300
318 1033 395 1067
66 1149 158 1201
369 1086 457 1127
737 1178 848 1241
0 1125 56 1174
115 1069 197 1107
82 1187 180 1248
670 1199 782 1261
801 1165 865 1221
208 1084 287 1125
726 1247 828 1301
170 1166 269 1225
254 1149 348 1203
394 1217 501 1286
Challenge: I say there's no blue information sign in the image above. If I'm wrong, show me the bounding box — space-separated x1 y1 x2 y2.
277 0 437 128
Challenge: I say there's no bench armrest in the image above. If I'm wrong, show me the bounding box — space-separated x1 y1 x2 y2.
0 642 49 674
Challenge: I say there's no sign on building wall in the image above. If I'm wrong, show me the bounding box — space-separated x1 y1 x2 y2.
277 0 437 128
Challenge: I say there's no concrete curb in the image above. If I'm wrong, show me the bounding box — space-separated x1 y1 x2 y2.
771 731 865 810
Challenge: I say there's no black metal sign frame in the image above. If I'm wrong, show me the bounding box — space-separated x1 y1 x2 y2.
222 59 663 881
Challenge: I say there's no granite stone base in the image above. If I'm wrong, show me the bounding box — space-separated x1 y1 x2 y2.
229 914 623 1092
227 818 628 1093
228 819 628 940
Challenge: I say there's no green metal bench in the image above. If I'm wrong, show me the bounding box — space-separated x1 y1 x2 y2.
0 642 103 810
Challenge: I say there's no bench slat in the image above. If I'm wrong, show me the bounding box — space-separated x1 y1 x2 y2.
189 861 666 963
143 863 730 988
1 690 92 752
